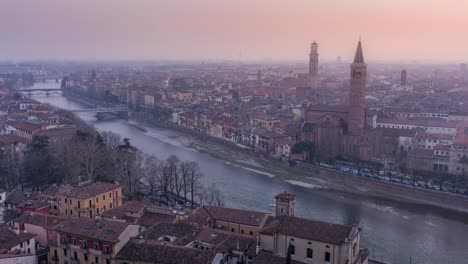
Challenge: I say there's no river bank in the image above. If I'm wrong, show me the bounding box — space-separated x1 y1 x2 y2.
29 87 468 264
129 112 468 214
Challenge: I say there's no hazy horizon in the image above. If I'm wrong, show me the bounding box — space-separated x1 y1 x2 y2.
1 0 467 62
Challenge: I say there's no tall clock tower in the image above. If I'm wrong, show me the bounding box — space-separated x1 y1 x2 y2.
348 40 367 134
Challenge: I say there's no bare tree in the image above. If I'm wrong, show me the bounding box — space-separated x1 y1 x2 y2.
200 183 224 206
186 161 202 207
113 138 142 200
74 131 110 182
166 155 180 195
49 139 81 184
101 131 122 150
142 155 160 194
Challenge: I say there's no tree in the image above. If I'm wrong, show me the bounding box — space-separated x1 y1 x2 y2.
74 131 111 182
0 142 21 190
201 183 224 206
186 161 202 207
48 139 81 185
142 155 160 195
291 141 314 162
22 135 51 191
113 138 142 200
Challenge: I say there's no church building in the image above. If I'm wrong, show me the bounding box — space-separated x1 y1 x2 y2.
301 40 379 161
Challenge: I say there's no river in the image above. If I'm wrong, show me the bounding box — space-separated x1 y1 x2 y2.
25 81 468 264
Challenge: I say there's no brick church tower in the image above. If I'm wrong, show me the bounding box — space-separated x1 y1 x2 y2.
348 40 367 134
309 41 319 88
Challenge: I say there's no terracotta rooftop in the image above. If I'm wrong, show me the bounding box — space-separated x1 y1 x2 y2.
56 182 121 199
115 240 215 264
0 224 36 250
191 205 270 228
15 213 68 229
260 215 354 245
53 218 129 243
4 192 35 206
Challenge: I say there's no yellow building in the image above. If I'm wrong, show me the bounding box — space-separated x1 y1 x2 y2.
56 182 123 218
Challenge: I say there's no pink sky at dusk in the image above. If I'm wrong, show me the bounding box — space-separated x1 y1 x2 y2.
0 0 467 62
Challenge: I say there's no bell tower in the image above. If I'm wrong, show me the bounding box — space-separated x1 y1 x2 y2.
275 192 295 217
348 39 367 134
309 41 319 88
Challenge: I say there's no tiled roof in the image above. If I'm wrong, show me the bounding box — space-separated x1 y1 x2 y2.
53 218 129 243
0 135 28 144
56 182 121 199
140 222 199 245
307 104 348 113
15 213 68 228
115 240 215 264
0 224 36 250
260 215 353 245
17 200 50 210
191 205 270 227
41 185 61 197
4 192 33 206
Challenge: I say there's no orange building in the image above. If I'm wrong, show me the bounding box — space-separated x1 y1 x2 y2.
56 182 123 218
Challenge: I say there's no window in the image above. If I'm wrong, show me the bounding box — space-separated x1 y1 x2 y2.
249 231 253 236
94 242 99 250
69 199 72 204
70 210 73 216
73 251 78 260
78 201 81 209
231 228 235 232
82 240 88 249
95 256 99 264
110 203 113 209
103 195 105 201
241 230 244 234
63 249 67 256
325 252 331 262
104 245 110 254
97 208 100 214
96 197 99 203
89 200 92 207
109 193 112 198
290 244 295 255
84 254 88 261
65 198 67 203
72 238 77 245
307 248 313 258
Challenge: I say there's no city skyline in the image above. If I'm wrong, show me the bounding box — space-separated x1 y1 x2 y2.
1 0 468 62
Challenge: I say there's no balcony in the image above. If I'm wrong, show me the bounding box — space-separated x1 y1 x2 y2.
74 206 94 212
81 247 89 254
71 259 80 264
70 244 80 250
88 248 101 256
